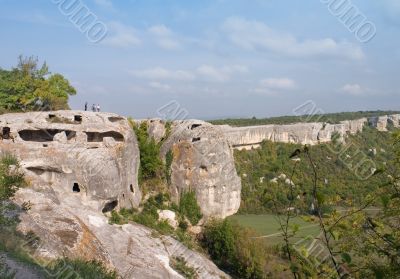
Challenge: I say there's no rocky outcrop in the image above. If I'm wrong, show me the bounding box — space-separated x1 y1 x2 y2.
12 187 228 279
0 111 141 210
0 111 229 279
388 114 400 128
221 115 397 150
161 120 241 219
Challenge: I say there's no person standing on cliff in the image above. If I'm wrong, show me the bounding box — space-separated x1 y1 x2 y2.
84 102 88 111
92 104 96 112
97 104 101 112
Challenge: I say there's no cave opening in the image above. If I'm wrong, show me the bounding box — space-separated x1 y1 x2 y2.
130 184 134 193
200 165 208 172
73 183 81 193
74 115 82 123
192 137 201 142
191 124 202 130
102 200 118 213
85 131 124 142
2 127 11 139
18 129 75 142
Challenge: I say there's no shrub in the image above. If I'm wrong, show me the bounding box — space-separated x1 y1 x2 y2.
202 219 272 279
47 259 117 279
170 256 198 279
131 121 163 182
0 155 25 202
165 149 173 185
179 191 202 225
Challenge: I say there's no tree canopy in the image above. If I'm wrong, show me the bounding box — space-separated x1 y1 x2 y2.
0 55 76 113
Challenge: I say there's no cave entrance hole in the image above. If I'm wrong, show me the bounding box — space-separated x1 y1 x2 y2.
2 127 11 139
74 115 82 123
102 200 118 213
73 183 81 193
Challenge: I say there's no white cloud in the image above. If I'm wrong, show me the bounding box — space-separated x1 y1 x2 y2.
222 17 364 60
260 78 296 90
149 82 171 91
132 65 247 82
196 65 248 82
253 77 296 95
131 67 195 81
93 0 113 8
341 84 365 95
102 22 141 48
148 25 182 50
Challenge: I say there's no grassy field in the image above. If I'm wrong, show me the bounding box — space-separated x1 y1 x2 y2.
229 214 320 245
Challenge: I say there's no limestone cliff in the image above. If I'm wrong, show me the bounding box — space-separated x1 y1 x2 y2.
0 111 229 279
221 114 399 150
160 120 242 219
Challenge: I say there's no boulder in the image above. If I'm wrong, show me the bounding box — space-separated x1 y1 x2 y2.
158 209 178 229
161 120 241 219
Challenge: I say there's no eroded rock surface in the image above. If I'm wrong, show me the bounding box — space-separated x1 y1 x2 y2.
13 188 228 279
221 115 398 149
0 111 141 210
0 111 229 279
161 120 241 219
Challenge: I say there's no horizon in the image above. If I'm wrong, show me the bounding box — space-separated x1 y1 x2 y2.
1 0 399 119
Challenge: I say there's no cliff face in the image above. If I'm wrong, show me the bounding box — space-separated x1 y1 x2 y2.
0 111 229 279
0 111 141 209
221 115 398 149
160 120 242 219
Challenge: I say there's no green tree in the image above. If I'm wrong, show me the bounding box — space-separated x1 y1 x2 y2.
0 55 76 112
202 219 281 279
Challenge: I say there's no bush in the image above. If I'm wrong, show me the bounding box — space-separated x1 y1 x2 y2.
165 150 173 185
170 256 197 279
47 259 117 279
179 191 202 225
131 121 163 182
0 155 25 202
202 219 273 279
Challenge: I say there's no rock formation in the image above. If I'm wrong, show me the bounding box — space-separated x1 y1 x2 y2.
0 111 229 279
160 120 242 219
221 115 398 150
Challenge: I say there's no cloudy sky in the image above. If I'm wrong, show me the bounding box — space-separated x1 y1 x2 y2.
0 0 399 119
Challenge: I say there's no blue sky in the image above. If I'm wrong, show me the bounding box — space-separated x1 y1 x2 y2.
0 0 399 119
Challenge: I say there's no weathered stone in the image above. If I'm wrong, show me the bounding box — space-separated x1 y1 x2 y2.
158 209 178 229
388 114 400 128
0 111 141 210
1 111 229 279
369 116 389 131
221 114 397 149
13 188 229 279
161 120 241 219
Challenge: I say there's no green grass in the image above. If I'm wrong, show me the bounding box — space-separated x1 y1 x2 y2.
229 214 320 245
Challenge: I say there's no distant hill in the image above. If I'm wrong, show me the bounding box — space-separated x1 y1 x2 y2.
209 110 400 127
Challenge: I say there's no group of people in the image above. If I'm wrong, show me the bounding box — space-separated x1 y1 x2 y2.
84 102 101 112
